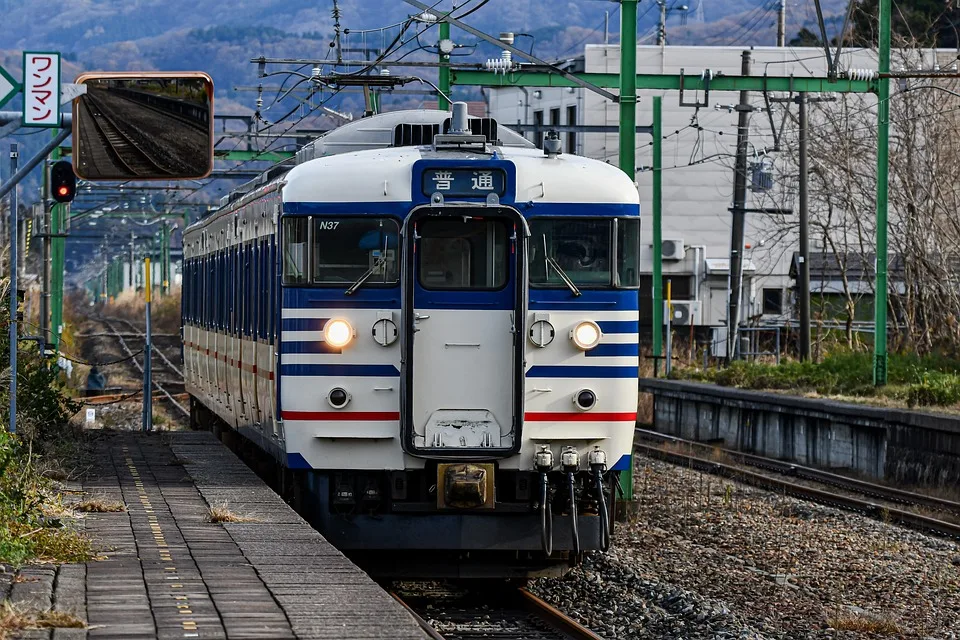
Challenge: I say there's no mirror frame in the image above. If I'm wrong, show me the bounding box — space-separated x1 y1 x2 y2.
71 71 215 181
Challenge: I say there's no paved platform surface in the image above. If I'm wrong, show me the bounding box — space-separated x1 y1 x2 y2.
7 430 427 640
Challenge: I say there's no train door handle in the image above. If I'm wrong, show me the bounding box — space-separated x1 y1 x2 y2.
414 313 431 321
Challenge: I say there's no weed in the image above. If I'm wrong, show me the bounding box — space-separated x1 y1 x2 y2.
73 498 126 513
673 351 960 408
827 610 902 634
206 502 257 524
0 602 85 639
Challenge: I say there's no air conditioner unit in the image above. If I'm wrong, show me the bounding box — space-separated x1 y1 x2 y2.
664 300 702 326
661 238 685 261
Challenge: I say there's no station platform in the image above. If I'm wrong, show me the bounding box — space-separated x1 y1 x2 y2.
5 430 429 640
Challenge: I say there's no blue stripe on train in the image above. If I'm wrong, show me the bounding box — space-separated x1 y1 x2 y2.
280 341 342 355
529 289 639 311
584 343 638 357
281 317 329 332
281 364 401 377
526 365 638 378
597 320 639 333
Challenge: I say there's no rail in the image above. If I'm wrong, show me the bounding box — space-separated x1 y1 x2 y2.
100 317 188 417
105 316 184 378
391 586 604 640
634 428 960 539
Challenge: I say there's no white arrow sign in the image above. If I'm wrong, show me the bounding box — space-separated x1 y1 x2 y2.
0 64 20 109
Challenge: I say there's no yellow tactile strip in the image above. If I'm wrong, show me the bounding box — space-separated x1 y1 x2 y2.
125 448 200 638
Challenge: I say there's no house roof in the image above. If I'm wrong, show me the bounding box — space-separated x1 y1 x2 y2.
789 252 906 283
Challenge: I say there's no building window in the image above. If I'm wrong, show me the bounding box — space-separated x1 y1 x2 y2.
762 288 783 315
549 107 560 126
533 110 544 147
566 105 577 153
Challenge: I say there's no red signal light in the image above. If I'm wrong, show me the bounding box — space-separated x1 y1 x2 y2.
50 161 76 203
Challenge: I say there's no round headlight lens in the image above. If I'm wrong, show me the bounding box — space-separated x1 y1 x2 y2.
571 321 602 350
324 319 354 348
574 389 597 411
328 387 350 409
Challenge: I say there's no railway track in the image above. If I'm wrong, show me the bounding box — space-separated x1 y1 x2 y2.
95 315 188 418
392 585 603 640
80 92 173 177
634 427 960 539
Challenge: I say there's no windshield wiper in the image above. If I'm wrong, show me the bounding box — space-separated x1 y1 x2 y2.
546 256 582 297
345 255 387 296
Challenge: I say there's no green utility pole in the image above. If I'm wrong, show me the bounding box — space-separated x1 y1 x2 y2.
45 139 66 352
652 97 663 377
619 0 638 177
618 0 638 502
438 20 452 110
874 0 891 385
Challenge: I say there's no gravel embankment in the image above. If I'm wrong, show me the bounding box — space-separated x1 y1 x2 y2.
533 455 960 639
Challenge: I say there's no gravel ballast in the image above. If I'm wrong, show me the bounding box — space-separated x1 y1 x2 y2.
532 455 960 639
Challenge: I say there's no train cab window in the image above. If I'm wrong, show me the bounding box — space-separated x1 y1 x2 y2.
282 218 309 284
312 218 399 286
418 217 508 290
529 217 640 289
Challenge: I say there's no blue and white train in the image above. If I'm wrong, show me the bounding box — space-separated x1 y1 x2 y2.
182 104 640 577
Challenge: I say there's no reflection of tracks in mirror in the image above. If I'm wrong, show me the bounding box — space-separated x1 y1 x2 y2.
80 93 174 178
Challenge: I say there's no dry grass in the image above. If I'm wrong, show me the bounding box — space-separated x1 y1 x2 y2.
206 502 257 524
827 610 903 634
0 602 85 640
73 497 126 513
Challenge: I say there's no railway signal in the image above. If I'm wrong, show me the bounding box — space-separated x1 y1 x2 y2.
50 160 76 202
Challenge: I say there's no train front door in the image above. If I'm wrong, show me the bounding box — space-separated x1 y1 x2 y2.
403 210 525 456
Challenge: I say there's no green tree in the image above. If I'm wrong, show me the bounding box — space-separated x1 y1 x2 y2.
789 27 823 47
852 0 960 47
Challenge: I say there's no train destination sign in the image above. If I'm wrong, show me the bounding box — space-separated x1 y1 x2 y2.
72 71 215 181
421 167 506 197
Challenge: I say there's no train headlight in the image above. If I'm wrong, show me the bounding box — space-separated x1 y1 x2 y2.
570 321 602 350
324 319 354 348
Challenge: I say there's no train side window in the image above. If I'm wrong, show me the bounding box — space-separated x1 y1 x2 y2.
616 218 640 288
249 244 254 336
260 239 268 339
282 218 309 284
418 218 508 290
232 245 239 334
269 237 276 341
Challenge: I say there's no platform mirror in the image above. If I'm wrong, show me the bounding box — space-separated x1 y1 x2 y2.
72 72 214 181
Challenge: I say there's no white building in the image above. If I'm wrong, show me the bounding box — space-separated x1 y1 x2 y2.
487 45 889 333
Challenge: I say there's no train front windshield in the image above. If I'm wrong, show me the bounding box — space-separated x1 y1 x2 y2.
281 217 400 287
529 218 640 288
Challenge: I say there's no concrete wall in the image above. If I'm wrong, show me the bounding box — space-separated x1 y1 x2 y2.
640 379 960 487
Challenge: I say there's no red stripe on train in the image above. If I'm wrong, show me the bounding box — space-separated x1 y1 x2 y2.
523 412 637 422
281 411 401 421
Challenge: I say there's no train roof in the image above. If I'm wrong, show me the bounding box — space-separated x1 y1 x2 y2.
192 109 638 237
283 143 639 206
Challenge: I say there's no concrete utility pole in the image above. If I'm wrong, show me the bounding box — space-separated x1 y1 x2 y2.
8 143 18 434
777 0 786 47
658 1 668 46
798 93 810 360
619 0 638 178
726 50 752 363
